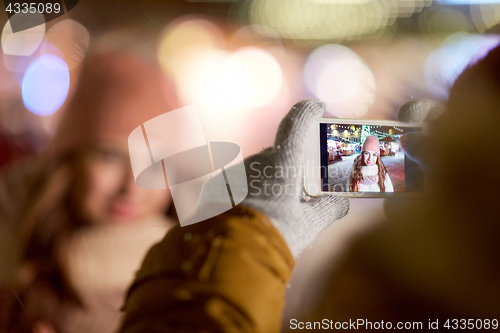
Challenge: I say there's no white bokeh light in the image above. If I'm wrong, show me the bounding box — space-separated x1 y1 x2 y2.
178 47 282 112
178 48 228 111
220 47 282 109
158 17 224 80
304 44 376 118
1 13 45 56
22 54 70 116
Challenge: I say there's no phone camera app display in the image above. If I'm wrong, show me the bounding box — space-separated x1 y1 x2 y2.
319 123 423 193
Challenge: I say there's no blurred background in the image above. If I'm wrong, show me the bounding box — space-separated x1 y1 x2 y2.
1 0 499 328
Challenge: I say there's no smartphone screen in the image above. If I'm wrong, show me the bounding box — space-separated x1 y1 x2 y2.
319 122 423 193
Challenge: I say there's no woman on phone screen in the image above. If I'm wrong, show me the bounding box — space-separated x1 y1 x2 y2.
347 136 394 192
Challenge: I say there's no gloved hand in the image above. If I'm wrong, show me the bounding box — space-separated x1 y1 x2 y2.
397 99 446 166
384 99 446 219
197 99 349 258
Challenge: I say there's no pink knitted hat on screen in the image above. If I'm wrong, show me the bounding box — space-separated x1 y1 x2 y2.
362 136 380 153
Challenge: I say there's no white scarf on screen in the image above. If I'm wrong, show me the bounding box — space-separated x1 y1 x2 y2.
360 164 379 185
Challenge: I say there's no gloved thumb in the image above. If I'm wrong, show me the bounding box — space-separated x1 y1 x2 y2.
274 98 325 159
398 99 446 123
398 99 445 167
306 195 349 226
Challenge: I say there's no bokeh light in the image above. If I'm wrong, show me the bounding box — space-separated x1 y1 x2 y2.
158 17 224 79
22 54 70 116
219 47 282 109
2 52 33 73
425 33 500 99
418 7 472 45
249 0 433 41
41 19 90 70
437 0 500 3
228 24 285 61
177 48 227 110
1 12 45 56
158 17 283 113
471 2 500 33
304 44 376 117
178 47 282 111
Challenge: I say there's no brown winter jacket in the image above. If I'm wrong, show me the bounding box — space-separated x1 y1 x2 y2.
118 198 500 333
118 205 294 333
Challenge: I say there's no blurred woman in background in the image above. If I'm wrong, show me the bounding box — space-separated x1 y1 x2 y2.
0 31 178 333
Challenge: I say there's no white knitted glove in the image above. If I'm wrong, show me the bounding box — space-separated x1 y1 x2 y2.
197 99 349 257
397 99 446 166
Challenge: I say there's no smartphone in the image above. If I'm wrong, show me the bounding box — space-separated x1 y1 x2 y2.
304 118 425 197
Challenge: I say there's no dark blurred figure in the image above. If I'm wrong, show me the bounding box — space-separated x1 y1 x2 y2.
0 31 178 333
